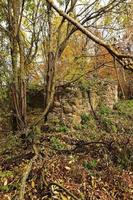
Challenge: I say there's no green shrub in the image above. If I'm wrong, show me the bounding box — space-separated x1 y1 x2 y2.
100 118 113 131
50 137 65 150
0 170 15 192
111 124 118 133
56 125 69 133
115 147 133 170
83 160 97 170
0 170 14 178
99 104 111 116
79 79 90 92
81 113 91 124
115 100 133 115
0 185 10 192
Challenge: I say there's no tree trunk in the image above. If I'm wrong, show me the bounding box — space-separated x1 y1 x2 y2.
8 0 27 131
44 52 55 121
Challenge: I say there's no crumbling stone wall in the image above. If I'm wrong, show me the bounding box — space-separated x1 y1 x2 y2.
48 86 92 126
47 80 118 127
99 80 118 109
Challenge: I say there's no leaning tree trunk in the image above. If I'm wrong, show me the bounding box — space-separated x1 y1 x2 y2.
43 2 56 121
44 52 55 121
18 33 27 127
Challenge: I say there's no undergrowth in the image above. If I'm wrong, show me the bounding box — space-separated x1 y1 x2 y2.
0 100 133 199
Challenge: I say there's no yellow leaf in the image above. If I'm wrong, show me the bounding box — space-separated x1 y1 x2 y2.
31 180 35 188
60 193 69 200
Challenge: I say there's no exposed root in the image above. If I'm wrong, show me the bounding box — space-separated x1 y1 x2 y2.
19 145 39 200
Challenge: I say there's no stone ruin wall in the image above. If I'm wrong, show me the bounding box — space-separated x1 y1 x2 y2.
47 80 118 127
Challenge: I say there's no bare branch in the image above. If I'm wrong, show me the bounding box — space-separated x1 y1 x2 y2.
46 0 133 71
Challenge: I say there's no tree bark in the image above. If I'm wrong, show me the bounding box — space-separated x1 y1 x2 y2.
8 0 27 131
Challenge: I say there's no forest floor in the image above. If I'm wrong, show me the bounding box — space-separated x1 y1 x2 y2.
0 100 133 200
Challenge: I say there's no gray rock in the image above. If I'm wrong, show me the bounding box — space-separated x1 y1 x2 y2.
63 104 73 114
